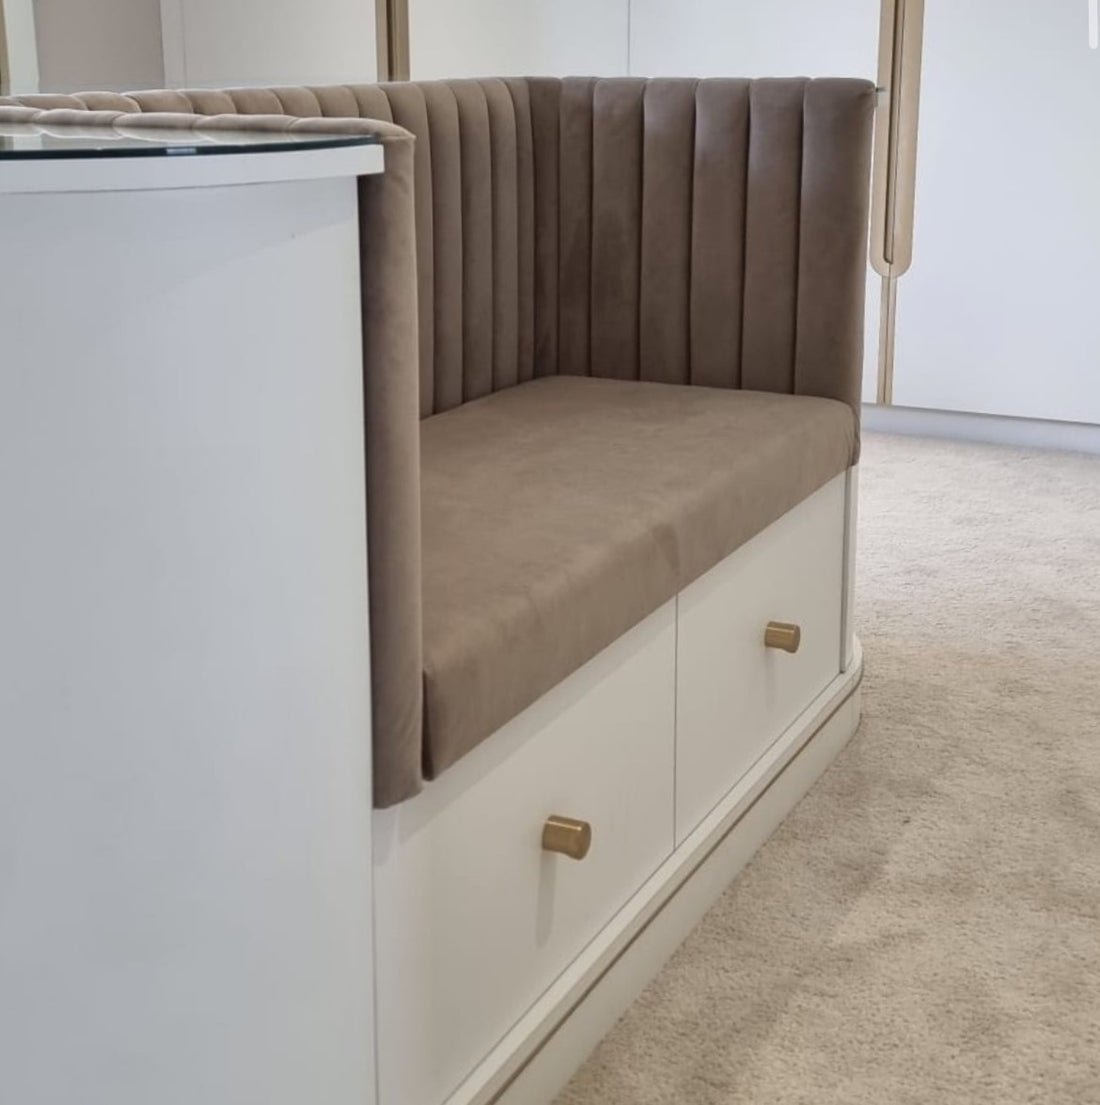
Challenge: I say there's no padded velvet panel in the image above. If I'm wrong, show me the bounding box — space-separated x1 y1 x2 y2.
353 125 426 808
3 92 108 109
379 83 435 417
794 80 876 411
503 79 537 385
123 90 195 112
483 80 522 394
421 83 465 414
690 80 750 389
528 78 562 378
263 86 324 116
740 79 807 397
308 84 360 117
590 79 645 381
353 84 396 121
420 376 856 776
181 89 240 114
0 107 128 126
452 81 495 404
558 77 596 378
640 79 697 385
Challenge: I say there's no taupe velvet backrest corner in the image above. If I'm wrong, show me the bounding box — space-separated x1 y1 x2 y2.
313 75 876 423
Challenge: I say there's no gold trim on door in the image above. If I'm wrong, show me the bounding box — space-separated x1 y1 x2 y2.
871 0 925 403
378 0 410 81
0 1 12 95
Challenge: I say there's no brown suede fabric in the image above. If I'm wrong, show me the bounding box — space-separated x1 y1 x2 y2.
640 78 697 386
557 77 597 379
690 79 751 389
356 129 426 809
741 79 806 397
795 80 877 407
503 79 537 386
452 80 495 404
420 376 856 777
528 78 562 380
483 79 522 395
591 78 646 382
4 77 874 805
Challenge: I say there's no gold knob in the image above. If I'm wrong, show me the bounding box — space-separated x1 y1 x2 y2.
764 621 801 654
542 816 592 860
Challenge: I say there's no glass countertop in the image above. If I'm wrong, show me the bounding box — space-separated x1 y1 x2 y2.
0 124 380 160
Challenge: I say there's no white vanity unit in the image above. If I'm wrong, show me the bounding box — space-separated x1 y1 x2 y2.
0 128 382 1105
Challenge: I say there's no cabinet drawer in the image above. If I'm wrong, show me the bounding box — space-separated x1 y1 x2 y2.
676 474 847 843
373 602 676 1105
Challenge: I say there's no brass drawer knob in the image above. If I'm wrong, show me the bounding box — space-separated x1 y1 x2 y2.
764 621 802 654
542 815 592 860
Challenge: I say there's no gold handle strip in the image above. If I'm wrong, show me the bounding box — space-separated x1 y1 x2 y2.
542 816 592 861
764 622 802 654
0 7 9 98
890 0 925 277
378 0 410 81
870 0 900 275
871 0 925 279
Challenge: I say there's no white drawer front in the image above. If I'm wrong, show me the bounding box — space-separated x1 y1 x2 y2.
676 474 847 843
374 602 676 1105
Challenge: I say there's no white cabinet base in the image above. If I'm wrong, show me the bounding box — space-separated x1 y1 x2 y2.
461 646 863 1105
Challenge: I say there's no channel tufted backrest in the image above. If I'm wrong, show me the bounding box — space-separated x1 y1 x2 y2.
310 75 872 420
357 77 873 420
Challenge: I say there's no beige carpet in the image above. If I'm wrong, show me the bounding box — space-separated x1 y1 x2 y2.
556 433 1100 1105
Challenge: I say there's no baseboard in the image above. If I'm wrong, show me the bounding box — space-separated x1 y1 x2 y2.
863 403 1100 456
446 643 865 1105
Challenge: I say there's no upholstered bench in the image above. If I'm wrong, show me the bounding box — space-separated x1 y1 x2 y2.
1 75 874 1105
422 376 855 776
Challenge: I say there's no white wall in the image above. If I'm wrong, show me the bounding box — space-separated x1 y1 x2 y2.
409 0 628 79
2 0 41 92
891 0 1100 424
629 0 880 79
33 0 162 91
29 0 377 93
161 0 377 88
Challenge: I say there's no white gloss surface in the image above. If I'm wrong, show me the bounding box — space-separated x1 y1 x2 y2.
0 174 376 1105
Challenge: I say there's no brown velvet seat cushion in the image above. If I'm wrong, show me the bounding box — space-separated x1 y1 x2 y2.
420 375 856 777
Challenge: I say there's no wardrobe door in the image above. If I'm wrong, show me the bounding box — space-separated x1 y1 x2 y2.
160 0 378 86
0 0 40 93
629 0 881 77
408 0 628 79
629 0 884 403
892 0 1100 423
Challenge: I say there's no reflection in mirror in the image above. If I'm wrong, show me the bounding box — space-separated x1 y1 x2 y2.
0 0 40 94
